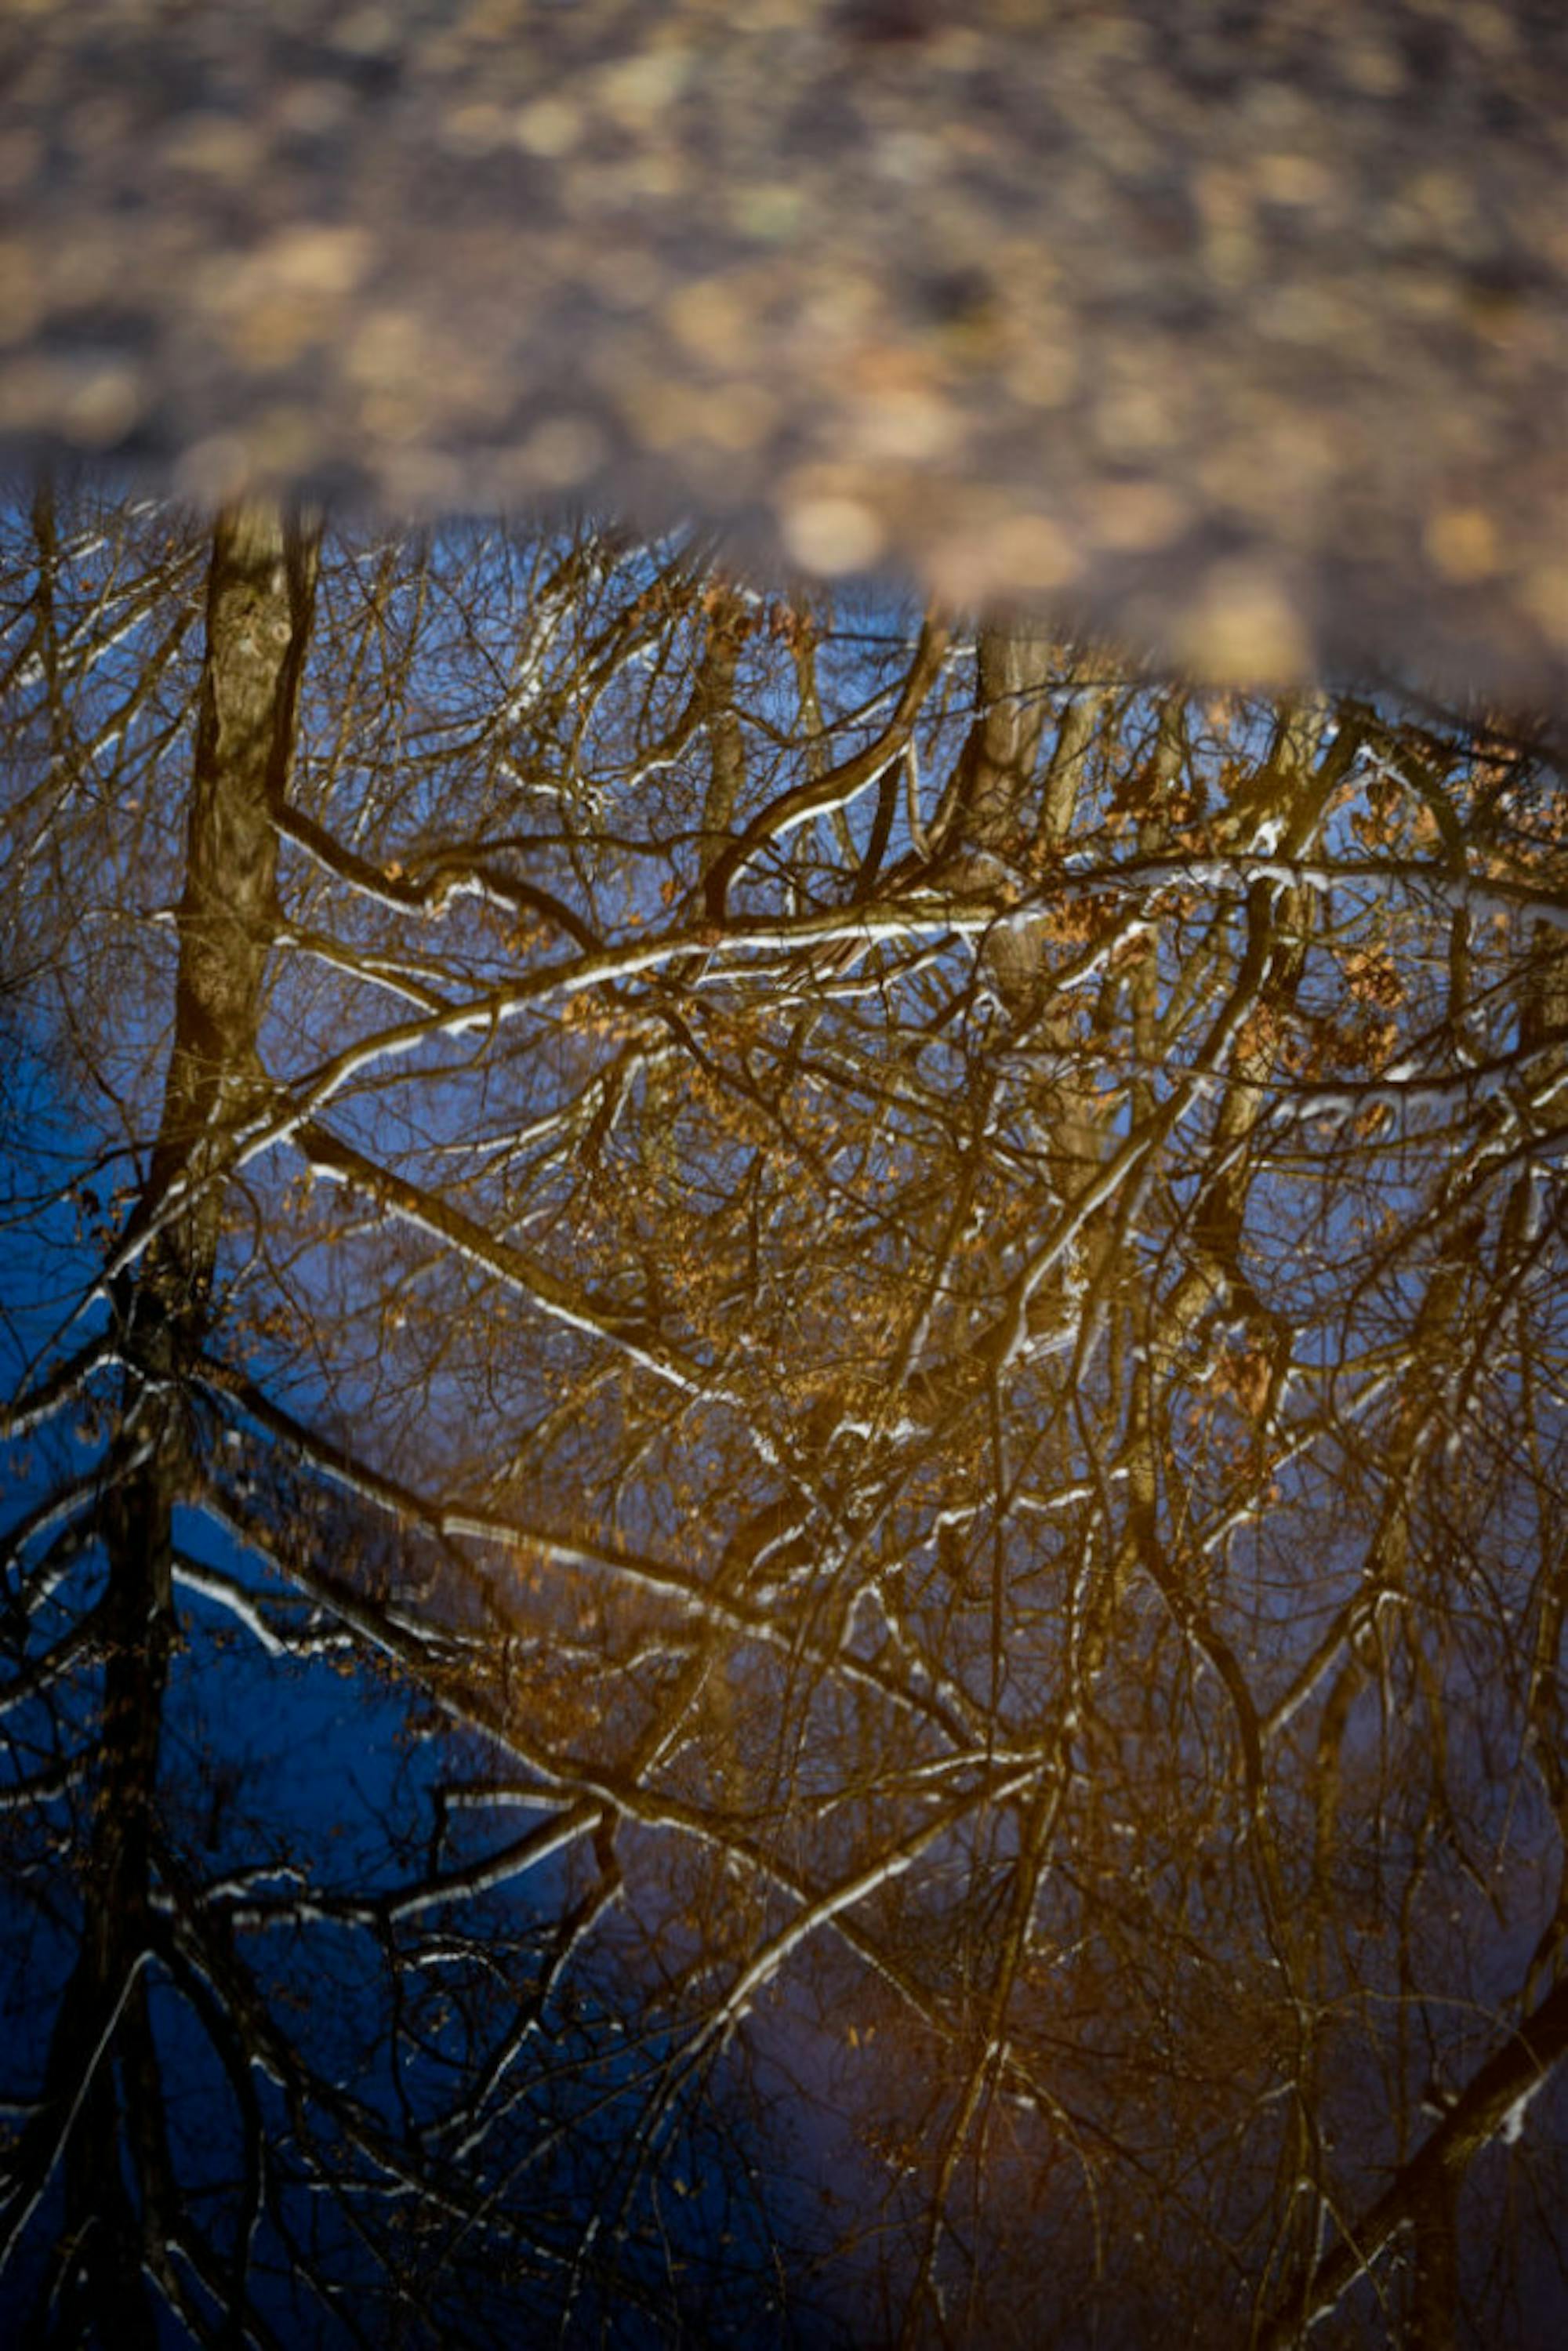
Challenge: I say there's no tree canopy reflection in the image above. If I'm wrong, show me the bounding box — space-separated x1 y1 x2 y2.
1 489 1564 2347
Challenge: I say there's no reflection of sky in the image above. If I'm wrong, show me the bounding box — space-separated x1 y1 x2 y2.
2 495 1566 2345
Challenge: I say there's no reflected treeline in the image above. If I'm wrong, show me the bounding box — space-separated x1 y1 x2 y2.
1 488 1565 2347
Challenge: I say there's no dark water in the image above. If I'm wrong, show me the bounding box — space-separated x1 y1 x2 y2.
1 491 1565 2345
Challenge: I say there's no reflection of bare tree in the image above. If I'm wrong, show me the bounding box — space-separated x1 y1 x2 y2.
2 488 1565 2344
0 502 779 2345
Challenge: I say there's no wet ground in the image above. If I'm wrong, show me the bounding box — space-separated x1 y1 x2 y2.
2 0 1566 706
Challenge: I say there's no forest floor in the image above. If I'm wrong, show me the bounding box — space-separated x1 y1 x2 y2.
2 0 1565 709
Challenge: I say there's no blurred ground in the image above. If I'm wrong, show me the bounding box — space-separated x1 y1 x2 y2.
2 0 1565 707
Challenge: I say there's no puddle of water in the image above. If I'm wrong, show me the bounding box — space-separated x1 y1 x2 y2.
2 490 1565 2343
